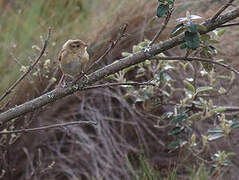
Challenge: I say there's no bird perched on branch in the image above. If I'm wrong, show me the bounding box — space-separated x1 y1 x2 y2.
58 39 89 86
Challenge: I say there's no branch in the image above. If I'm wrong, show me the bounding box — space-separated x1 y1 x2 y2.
149 1 175 46
73 23 128 84
218 22 239 27
0 7 239 123
83 81 155 90
0 121 97 135
150 56 239 77
211 0 235 22
0 28 51 103
87 23 128 73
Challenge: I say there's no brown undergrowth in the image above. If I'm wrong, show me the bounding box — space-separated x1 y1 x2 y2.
1 1 239 179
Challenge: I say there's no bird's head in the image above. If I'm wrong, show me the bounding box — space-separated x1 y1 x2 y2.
63 39 88 54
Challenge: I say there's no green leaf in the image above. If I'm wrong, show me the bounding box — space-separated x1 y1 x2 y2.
184 80 195 93
168 1 174 5
223 161 233 166
209 166 216 174
209 39 219 44
157 4 169 18
197 24 207 32
170 23 185 37
208 128 223 133
200 34 211 42
184 31 200 50
122 52 132 57
213 107 225 113
231 122 239 129
172 114 188 124
208 133 225 141
180 43 187 49
168 126 184 135
167 140 180 149
187 22 198 33
217 29 226 37
196 86 214 94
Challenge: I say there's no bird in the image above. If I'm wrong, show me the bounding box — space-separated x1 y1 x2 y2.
58 39 89 86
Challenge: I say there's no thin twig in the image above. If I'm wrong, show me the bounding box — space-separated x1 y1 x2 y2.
43 66 59 94
149 1 175 46
83 82 155 91
150 56 239 77
218 22 239 27
87 23 128 73
211 0 235 22
0 121 97 135
0 28 52 103
72 24 128 84
9 51 40 95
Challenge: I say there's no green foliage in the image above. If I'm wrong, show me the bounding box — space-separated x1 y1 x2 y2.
157 4 169 18
114 22 237 176
156 0 174 18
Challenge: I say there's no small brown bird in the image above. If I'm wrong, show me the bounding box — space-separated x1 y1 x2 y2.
58 39 89 85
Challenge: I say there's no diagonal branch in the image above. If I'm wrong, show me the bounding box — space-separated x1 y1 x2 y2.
0 28 51 104
150 56 239 77
0 7 239 124
149 0 175 46
211 0 235 22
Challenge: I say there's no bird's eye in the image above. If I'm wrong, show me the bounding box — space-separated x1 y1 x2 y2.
76 44 80 48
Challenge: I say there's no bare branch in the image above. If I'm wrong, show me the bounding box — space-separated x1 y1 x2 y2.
88 24 127 73
0 7 239 123
211 0 235 22
150 56 239 77
0 28 51 103
149 1 175 46
83 82 155 90
218 22 239 27
0 121 97 135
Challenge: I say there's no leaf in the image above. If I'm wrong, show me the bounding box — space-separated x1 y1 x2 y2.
122 52 132 57
168 126 184 135
157 4 169 18
184 31 200 50
167 140 180 149
168 1 174 5
184 80 195 93
208 133 225 141
180 43 187 49
209 166 216 174
132 45 141 53
213 107 225 113
188 112 202 121
170 23 185 37
197 24 207 32
200 34 211 42
172 114 188 124
231 122 239 129
208 128 223 133
187 22 198 33
196 86 214 94
217 29 226 37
